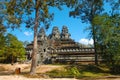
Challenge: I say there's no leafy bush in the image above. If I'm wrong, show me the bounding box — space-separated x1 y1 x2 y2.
110 65 120 74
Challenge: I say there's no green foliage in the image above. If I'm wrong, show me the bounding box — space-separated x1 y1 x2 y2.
69 0 105 65
46 66 80 78
91 0 120 73
67 0 119 66
110 65 120 74
93 13 120 73
68 66 80 76
1 0 78 29
0 21 6 60
46 68 79 78
1 0 65 29
0 33 26 63
46 69 73 78
69 0 103 22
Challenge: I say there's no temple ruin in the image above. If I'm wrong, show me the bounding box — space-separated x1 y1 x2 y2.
26 26 95 64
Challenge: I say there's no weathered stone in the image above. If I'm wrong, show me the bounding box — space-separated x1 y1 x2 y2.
61 26 71 39
38 27 47 41
49 26 60 39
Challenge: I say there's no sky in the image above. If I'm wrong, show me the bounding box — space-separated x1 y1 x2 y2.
8 6 94 45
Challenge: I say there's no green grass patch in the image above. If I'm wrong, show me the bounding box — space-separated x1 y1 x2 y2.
46 69 75 78
46 64 111 79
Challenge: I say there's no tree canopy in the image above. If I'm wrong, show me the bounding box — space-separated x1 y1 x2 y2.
93 13 120 73
0 33 25 63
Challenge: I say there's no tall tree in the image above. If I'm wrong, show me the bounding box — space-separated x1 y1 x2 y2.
5 33 25 64
70 0 120 65
0 14 6 47
0 16 6 61
92 0 120 71
69 0 104 65
93 13 120 73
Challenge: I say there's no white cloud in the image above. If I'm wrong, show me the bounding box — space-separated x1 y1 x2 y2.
24 31 33 36
79 38 93 45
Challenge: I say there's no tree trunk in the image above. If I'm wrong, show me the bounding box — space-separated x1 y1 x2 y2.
92 25 98 65
11 55 14 65
90 1 98 65
91 8 98 65
30 0 39 75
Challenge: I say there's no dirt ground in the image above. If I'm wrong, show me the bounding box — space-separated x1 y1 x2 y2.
0 63 120 80
0 63 77 80
0 63 64 74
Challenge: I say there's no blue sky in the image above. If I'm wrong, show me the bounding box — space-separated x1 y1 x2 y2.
7 6 94 45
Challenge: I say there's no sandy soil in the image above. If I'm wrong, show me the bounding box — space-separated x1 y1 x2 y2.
0 64 77 80
0 63 64 74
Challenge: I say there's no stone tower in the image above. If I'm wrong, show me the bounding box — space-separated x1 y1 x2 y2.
49 26 60 39
61 26 71 39
38 27 47 41
37 27 50 64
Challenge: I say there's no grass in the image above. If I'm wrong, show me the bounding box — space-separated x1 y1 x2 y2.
46 64 112 79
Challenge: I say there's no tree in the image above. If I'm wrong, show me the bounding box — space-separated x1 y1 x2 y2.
70 0 120 65
0 16 6 61
1 0 77 74
0 33 25 63
4 33 25 64
0 15 6 47
69 0 104 65
0 25 6 49
93 13 120 73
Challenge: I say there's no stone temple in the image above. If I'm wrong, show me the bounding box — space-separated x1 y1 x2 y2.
26 26 95 64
